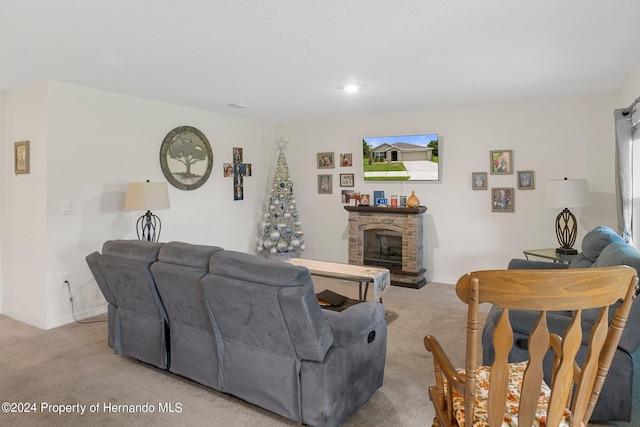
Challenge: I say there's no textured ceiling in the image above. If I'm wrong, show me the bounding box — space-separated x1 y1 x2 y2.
1 0 639 124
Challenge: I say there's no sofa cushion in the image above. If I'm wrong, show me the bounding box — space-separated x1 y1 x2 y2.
158 241 223 269
592 242 640 271
580 226 625 262
102 239 163 262
209 250 311 287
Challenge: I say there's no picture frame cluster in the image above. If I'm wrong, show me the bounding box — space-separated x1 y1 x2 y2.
473 150 534 212
316 151 353 195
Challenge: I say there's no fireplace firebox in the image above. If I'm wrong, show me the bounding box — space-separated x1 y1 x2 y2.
345 205 426 288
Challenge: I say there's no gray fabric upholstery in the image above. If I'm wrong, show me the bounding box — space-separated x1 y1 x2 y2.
151 242 223 389
86 251 117 348
87 242 386 427
300 303 387 427
92 240 166 368
580 225 625 262
483 226 640 422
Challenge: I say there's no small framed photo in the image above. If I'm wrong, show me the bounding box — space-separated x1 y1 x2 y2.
472 172 487 190
492 187 514 212
14 140 30 175
399 195 407 207
318 174 333 194
340 173 354 187
341 190 355 204
340 153 353 167
490 150 513 175
317 152 335 169
360 194 371 206
517 170 534 189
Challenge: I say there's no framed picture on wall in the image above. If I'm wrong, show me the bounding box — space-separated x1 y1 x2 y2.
318 174 333 194
472 172 487 190
491 187 514 212
490 150 513 175
340 153 353 167
317 152 335 169
517 170 534 189
340 173 354 187
14 140 30 174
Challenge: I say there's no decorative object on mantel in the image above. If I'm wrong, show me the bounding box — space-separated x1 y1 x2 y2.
544 177 590 255
223 147 252 200
406 191 420 208
160 126 213 190
124 180 170 242
256 137 305 260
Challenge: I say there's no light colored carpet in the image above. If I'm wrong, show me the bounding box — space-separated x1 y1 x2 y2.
0 278 638 426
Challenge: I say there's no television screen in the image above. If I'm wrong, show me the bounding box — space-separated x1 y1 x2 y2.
362 133 440 181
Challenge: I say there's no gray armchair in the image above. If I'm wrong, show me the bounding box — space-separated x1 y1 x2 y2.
482 226 640 422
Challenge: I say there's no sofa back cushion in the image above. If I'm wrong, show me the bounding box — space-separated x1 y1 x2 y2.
94 240 167 368
580 226 625 262
151 242 224 389
202 250 333 421
592 241 640 271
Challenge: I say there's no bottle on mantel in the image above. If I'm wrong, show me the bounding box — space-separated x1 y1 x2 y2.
406 191 420 208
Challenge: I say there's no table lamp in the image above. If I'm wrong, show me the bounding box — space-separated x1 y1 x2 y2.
544 177 590 255
124 180 170 242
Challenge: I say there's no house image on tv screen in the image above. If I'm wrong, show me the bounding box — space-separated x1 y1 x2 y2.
362 133 440 181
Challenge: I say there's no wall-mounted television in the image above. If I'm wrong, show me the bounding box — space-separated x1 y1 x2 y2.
362 133 440 182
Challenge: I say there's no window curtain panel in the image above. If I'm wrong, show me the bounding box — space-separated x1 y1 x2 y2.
614 105 638 244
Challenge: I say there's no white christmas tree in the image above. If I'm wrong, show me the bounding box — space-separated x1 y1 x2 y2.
256 138 305 260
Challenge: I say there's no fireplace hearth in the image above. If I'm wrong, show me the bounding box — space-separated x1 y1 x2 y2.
345 205 427 289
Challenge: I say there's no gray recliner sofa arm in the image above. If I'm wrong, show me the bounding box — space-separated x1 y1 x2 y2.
322 302 385 347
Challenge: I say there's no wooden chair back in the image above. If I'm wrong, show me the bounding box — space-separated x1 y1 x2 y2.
432 266 638 427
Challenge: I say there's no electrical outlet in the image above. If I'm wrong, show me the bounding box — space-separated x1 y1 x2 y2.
61 273 70 287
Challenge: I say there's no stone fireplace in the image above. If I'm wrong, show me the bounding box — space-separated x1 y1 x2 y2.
345 206 426 288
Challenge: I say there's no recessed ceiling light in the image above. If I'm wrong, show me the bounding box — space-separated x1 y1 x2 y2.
343 84 360 93
227 102 249 109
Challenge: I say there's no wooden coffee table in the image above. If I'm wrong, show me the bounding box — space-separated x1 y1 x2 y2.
287 258 390 303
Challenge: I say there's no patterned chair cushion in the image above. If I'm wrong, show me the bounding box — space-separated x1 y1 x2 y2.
446 361 571 427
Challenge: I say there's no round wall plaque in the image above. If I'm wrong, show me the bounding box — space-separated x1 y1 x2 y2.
160 126 213 190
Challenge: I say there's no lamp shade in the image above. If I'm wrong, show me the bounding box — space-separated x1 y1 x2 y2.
544 178 590 208
124 181 170 211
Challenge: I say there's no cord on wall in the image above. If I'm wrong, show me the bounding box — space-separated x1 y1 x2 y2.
64 280 107 324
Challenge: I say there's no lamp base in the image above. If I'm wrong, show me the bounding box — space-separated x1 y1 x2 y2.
555 247 578 255
136 210 161 242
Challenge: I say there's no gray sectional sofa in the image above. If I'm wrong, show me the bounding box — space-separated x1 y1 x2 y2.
86 240 387 427
482 226 640 422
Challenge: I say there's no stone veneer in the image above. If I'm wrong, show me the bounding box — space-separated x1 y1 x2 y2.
345 206 426 289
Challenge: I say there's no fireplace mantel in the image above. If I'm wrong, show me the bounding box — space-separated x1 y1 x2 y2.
345 205 426 289
344 206 427 215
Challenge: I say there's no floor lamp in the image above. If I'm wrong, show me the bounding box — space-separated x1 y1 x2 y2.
124 181 170 242
544 178 590 255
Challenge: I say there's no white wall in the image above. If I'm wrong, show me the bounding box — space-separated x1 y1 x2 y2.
2 71 639 328
1 82 49 327
278 92 620 284
2 81 276 329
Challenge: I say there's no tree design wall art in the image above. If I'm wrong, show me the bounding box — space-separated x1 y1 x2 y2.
160 126 213 190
